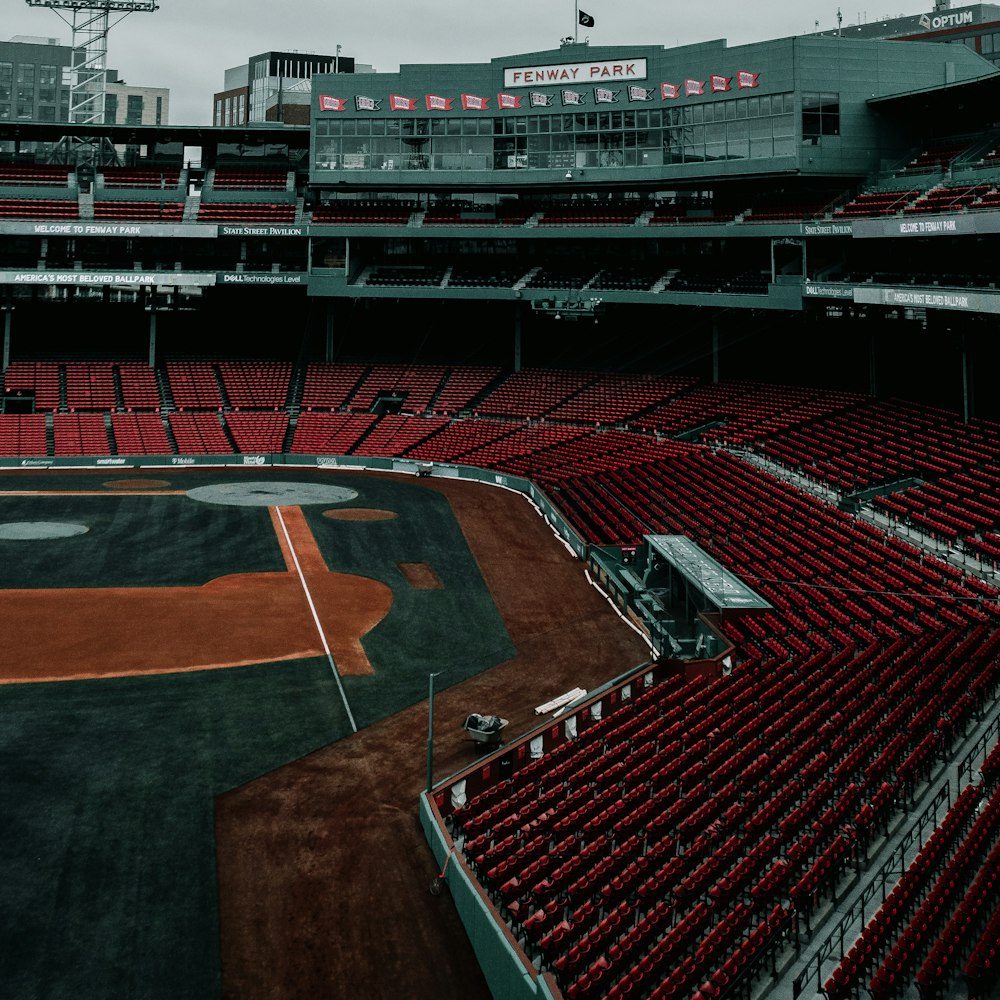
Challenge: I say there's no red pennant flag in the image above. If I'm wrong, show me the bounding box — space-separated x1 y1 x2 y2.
736 70 760 89
661 83 680 100
318 95 346 111
497 92 522 109
461 93 489 111
685 79 704 96
425 94 453 111
710 75 731 93
389 94 417 111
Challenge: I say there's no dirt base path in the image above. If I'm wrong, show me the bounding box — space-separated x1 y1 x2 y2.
0 503 392 683
215 477 649 1000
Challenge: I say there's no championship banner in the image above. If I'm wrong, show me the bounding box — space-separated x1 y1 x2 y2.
425 94 453 111
529 92 553 107
594 87 619 104
685 79 705 96
661 82 680 99
318 95 346 111
627 86 653 102
710 75 731 93
355 95 382 112
461 93 489 111
737 70 760 89
561 89 585 106
389 94 417 111
498 92 522 109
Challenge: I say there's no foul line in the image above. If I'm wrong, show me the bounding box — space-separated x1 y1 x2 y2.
274 505 358 733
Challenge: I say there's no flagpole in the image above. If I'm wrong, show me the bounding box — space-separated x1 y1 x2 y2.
575 0 579 42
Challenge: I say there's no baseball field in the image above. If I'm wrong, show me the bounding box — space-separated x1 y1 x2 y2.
0 468 646 1000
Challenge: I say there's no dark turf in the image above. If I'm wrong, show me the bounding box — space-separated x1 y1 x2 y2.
0 469 515 1000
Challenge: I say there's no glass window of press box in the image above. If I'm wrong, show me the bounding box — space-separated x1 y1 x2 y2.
314 91 796 171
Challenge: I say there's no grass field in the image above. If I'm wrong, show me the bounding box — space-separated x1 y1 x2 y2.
0 469 517 1000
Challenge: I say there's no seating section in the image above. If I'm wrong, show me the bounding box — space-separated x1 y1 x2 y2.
537 205 642 226
352 414 450 457
197 202 295 223
431 367 502 414
299 362 370 412
212 168 288 191
422 205 532 226
0 198 78 219
164 361 225 411
902 183 995 214
63 363 118 412
4 361 62 410
99 167 181 189
52 413 110 455
825 768 1000 1000
475 369 597 419
445 442 1000 999
225 411 288 453
289 412 378 454
365 266 446 287
834 190 921 218
0 164 72 186
0 413 47 455
896 142 971 176
168 412 233 453
110 413 171 454
346 365 449 414
217 361 292 410
311 203 414 224
649 206 736 225
118 364 161 411
93 201 184 221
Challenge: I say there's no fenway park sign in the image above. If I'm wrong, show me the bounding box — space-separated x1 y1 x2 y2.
504 58 647 88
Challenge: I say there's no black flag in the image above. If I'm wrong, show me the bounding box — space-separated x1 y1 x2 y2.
579 9 595 27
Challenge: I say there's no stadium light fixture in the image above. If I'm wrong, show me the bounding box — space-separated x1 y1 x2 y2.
26 1 159 11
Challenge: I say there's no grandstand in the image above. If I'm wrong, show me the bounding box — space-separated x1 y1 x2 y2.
6 15 1000 1000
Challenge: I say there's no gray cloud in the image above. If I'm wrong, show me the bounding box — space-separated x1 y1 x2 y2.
7 0 930 125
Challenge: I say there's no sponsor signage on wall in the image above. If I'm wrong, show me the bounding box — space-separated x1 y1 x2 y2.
0 270 216 286
0 222 306 239
0 270 305 287
854 285 1000 314
852 214 984 238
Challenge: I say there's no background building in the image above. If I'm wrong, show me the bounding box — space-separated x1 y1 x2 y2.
815 1 1000 69
0 35 71 123
213 50 370 127
103 71 168 127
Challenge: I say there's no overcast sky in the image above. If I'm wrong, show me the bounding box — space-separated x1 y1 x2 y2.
7 1 936 124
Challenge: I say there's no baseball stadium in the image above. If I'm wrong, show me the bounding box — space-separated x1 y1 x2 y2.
5 4 1000 1000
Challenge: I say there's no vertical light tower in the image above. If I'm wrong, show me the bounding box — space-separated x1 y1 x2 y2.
25 1 159 125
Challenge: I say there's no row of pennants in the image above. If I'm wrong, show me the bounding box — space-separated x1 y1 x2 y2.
319 72 760 113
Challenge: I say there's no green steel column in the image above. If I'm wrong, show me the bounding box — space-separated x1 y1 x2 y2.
325 300 335 362
148 303 157 368
2 301 11 371
513 303 523 373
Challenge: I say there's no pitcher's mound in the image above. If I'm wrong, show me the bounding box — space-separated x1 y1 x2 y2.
323 508 398 522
